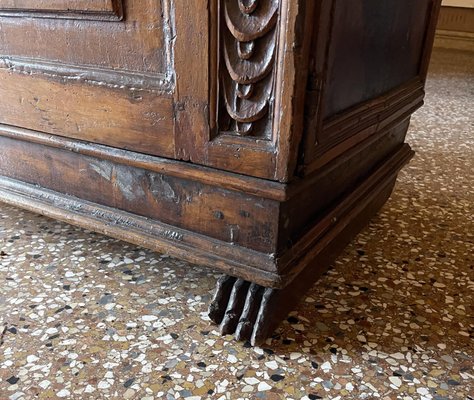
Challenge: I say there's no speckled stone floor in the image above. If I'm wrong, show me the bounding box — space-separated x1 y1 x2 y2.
1 48 473 400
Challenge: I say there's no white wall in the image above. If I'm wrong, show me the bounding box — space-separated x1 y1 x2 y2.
442 0 474 8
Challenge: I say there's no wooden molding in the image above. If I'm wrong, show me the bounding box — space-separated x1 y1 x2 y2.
0 57 172 92
318 80 425 154
303 79 425 174
0 124 287 202
278 143 415 283
0 176 280 287
0 0 123 21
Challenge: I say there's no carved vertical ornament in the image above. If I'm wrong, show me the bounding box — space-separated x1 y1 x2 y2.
219 0 280 138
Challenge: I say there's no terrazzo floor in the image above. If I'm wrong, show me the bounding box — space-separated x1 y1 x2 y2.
0 48 473 400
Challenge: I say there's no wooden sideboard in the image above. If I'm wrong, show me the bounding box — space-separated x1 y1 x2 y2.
0 0 441 345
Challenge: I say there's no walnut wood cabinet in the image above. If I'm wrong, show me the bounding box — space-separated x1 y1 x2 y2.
0 0 441 345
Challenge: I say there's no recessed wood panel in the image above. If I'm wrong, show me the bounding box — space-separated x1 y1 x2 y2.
300 0 441 172
323 0 432 118
0 0 123 20
0 1 170 76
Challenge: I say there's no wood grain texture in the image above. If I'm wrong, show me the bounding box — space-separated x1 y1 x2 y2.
0 69 175 157
322 0 432 118
173 0 281 180
0 176 281 287
300 0 441 173
0 135 414 290
0 0 442 182
173 0 317 181
0 125 288 201
304 80 425 174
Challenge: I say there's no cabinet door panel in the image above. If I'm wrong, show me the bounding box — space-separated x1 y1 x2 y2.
0 0 174 157
0 1 167 73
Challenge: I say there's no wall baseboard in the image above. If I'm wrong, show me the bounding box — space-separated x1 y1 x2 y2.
435 29 474 51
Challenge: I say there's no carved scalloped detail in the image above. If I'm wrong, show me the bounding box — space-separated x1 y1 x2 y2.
224 0 279 42
219 0 280 137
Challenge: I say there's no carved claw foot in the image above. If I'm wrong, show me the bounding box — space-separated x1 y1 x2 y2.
208 275 289 346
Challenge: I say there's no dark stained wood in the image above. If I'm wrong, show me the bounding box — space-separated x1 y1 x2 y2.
278 145 414 284
301 0 441 172
0 125 288 201
208 276 238 323
322 0 432 119
0 134 414 290
0 0 442 345
279 119 412 253
219 0 279 137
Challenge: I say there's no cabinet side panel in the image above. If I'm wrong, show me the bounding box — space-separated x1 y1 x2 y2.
300 0 441 173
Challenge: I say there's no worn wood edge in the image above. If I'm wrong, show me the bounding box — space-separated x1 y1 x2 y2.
288 116 412 198
0 10 123 22
303 97 420 177
312 80 424 160
323 79 423 134
298 0 336 169
0 57 172 92
0 0 124 21
303 77 424 169
0 124 287 202
0 116 413 203
420 0 443 80
0 176 282 287
277 143 415 285
274 0 315 181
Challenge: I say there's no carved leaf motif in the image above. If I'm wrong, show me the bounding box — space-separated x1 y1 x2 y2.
219 0 279 137
224 0 279 41
223 73 273 123
223 28 276 84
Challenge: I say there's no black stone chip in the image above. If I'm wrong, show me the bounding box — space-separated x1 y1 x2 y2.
6 376 19 385
270 374 284 382
123 378 135 388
